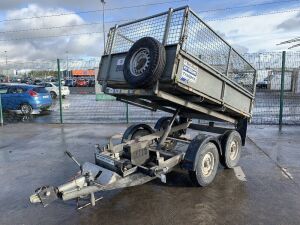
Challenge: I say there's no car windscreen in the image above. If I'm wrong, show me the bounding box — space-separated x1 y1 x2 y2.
33 87 48 93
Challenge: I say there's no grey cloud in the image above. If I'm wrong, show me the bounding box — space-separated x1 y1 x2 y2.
0 4 103 61
276 12 300 31
0 0 101 10
232 44 249 54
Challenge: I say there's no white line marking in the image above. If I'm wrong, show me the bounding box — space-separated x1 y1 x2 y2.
281 167 294 180
233 166 247 182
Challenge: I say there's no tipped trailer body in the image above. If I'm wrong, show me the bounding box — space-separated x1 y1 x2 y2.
30 6 256 208
98 6 256 124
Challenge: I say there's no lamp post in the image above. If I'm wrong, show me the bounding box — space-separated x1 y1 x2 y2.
4 51 8 82
101 0 106 52
66 51 69 79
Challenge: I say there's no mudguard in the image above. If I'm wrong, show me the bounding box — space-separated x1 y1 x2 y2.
122 124 154 143
181 134 221 171
154 117 179 130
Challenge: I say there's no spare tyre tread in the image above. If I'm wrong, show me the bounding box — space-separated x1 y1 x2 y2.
123 37 166 88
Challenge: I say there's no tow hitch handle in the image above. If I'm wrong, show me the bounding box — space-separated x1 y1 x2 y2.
65 151 82 171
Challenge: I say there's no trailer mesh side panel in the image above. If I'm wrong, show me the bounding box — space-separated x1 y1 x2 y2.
183 13 230 75
110 9 185 54
183 12 256 94
227 50 256 93
166 9 185 45
111 14 167 54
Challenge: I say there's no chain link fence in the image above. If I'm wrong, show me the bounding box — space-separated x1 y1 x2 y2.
0 51 299 126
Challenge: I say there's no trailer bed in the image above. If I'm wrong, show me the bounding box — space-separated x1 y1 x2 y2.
98 6 257 124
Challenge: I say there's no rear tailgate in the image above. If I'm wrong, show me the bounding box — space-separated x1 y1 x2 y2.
33 87 52 103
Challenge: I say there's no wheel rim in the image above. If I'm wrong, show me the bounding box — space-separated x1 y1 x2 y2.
201 152 215 177
21 105 31 114
229 140 239 160
130 48 150 77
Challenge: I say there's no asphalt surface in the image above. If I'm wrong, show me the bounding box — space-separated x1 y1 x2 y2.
0 124 300 225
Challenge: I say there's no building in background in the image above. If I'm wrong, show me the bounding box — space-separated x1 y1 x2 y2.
70 69 95 80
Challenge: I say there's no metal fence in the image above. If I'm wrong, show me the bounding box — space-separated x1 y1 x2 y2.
0 51 300 126
244 51 300 125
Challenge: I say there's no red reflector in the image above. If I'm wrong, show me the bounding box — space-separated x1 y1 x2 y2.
29 90 38 97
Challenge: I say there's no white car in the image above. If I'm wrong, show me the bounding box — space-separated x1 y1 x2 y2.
43 82 70 99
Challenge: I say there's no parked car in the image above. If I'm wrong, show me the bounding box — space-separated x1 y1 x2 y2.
43 82 70 99
49 78 65 85
256 78 268 89
88 79 95 87
64 79 76 87
21 79 33 84
33 79 43 85
0 84 52 115
75 79 88 87
0 83 20 87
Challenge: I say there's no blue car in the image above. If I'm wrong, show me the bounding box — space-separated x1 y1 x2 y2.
0 84 52 114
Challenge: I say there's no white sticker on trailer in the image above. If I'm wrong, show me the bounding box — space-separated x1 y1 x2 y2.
116 58 125 71
117 58 125 66
179 59 198 84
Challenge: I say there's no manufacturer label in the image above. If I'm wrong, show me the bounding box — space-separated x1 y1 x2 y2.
179 59 198 84
117 58 125 66
116 58 125 72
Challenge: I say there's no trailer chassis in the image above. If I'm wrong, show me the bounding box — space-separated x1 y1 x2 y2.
30 108 245 209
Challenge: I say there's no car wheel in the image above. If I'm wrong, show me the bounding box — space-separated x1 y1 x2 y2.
123 37 166 88
50 91 57 99
20 103 33 115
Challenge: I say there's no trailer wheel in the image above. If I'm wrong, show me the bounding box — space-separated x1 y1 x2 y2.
220 131 242 168
189 142 219 187
122 124 154 143
123 37 166 88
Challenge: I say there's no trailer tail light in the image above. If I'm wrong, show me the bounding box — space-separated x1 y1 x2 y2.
28 90 38 97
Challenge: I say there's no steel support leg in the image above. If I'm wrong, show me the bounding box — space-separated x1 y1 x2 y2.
157 109 180 149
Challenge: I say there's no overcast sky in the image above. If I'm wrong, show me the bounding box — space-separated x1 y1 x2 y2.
0 0 300 62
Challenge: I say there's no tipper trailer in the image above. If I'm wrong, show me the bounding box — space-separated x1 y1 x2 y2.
30 6 256 208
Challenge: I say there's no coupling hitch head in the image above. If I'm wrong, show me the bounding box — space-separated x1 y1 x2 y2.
30 186 58 207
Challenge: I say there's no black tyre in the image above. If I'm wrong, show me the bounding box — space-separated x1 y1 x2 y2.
20 103 33 115
189 142 219 187
122 124 153 143
220 131 242 169
50 91 57 99
123 37 166 88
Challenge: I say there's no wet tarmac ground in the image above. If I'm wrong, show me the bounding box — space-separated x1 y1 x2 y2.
0 124 300 225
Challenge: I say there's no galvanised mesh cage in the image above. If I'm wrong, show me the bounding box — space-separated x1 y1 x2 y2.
182 11 231 76
183 11 256 94
227 50 256 93
109 8 185 54
105 6 256 94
